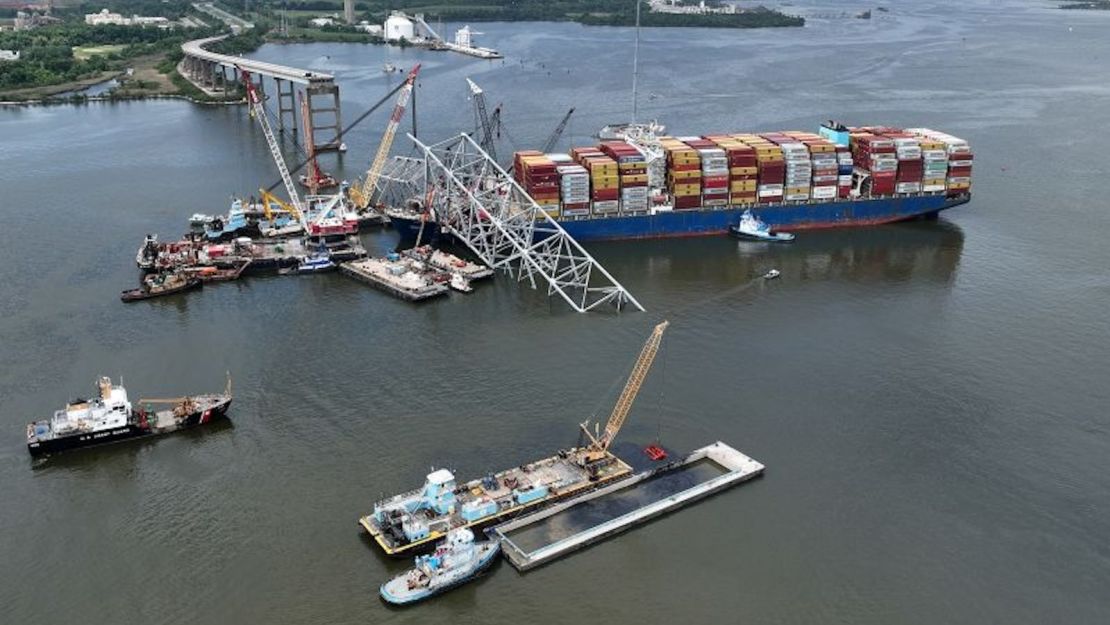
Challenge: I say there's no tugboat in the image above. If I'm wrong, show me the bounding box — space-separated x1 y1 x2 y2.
296 244 335 273
26 375 232 457
379 528 500 605
729 209 796 242
120 271 202 302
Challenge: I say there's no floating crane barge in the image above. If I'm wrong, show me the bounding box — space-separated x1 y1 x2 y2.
360 321 670 557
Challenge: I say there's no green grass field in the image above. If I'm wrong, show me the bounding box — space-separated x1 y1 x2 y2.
72 44 128 61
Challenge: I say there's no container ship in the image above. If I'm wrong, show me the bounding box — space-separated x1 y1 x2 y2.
389 122 973 242
26 376 232 457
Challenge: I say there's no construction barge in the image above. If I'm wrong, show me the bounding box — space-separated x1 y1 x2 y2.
340 256 450 302
137 234 366 276
361 322 669 557
492 441 764 571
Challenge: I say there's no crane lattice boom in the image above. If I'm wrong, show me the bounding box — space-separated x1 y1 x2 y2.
240 69 306 228
467 77 498 163
354 64 420 209
583 321 669 454
541 108 575 154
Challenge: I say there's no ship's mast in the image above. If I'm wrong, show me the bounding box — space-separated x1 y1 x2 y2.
632 0 641 124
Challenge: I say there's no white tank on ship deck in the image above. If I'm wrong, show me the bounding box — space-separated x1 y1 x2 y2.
385 14 414 41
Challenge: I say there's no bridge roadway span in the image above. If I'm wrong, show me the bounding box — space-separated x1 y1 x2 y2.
181 35 334 86
180 35 342 149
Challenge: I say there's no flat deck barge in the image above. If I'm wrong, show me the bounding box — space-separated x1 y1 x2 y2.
360 450 633 557
340 257 449 302
491 442 763 571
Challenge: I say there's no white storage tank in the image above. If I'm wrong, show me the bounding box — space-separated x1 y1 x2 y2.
384 13 414 41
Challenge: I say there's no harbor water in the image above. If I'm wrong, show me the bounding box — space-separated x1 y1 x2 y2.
1 1 1108 623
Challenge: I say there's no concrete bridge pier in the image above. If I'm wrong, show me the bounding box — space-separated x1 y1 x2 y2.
275 78 296 135
306 84 342 152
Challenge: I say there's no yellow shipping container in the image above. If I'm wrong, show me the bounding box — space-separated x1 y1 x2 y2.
671 183 701 196
730 193 757 204
730 166 757 176
786 186 810 195
730 180 757 192
806 144 835 153
923 178 945 186
668 169 702 181
589 167 618 177
621 174 649 185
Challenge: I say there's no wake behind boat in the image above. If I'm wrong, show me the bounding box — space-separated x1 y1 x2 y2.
379 528 499 605
729 210 796 242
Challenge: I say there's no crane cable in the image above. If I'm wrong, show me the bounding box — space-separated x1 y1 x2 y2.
263 77 410 193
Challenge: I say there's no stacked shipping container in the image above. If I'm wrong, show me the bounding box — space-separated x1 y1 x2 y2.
572 146 620 214
906 128 972 195
600 141 650 214
509 125 971 216
513 151 560 218
660 137 702 209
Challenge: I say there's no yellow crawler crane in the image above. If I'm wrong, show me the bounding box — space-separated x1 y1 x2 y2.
578 320 669 466
350 64 421 210
259 188 302 224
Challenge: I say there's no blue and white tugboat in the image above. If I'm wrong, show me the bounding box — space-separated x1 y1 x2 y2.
379 528 500 605
728 209 796 242
295 245 335 274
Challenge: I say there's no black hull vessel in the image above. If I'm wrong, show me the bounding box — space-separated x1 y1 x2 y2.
26 376 233 457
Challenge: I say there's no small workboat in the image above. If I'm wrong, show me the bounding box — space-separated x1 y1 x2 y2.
729 210 795 242
763 269 781 280
121 272 202 302
296 251 335 274
448 272 473 293
380 528 499 605
383 63 399 73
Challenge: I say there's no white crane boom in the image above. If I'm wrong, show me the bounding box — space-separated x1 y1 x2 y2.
240 69 306 228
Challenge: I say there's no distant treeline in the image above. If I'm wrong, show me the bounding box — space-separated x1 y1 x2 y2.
251 0 803 28
0 22 219 92
1060 1 1110 8
54 1 198 20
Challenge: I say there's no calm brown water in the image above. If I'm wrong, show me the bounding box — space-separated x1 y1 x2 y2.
1 1 1108 623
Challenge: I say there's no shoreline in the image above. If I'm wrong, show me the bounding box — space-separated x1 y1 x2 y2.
0 93 244 107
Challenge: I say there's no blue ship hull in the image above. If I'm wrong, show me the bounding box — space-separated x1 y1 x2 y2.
391 193 970 243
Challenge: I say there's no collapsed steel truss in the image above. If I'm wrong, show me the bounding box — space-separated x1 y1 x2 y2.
410 133 643 313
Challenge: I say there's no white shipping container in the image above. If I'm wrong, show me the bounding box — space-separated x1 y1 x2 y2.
947 176 972 184
592 200 620 213
757 185 784 197
812 174 839 183
785 192 810 201
895 182 922 193
923 184 946 193
811 186 838 200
